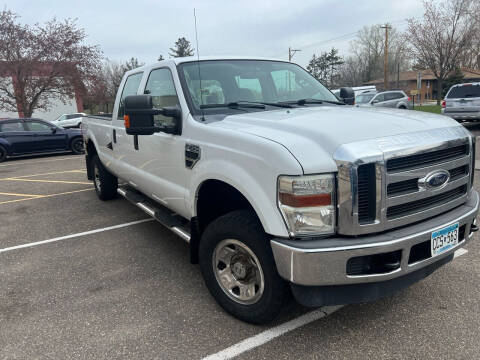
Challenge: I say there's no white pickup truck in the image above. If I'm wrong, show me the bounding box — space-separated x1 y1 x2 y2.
82 57 479 324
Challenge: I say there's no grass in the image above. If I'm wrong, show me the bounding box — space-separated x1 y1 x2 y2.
413 105 442 114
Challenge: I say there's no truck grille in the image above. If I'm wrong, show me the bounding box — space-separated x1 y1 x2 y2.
341 131 473 235
386 185 467 219
386 144 468 172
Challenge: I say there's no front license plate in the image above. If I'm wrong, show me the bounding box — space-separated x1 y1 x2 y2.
431 223 459 257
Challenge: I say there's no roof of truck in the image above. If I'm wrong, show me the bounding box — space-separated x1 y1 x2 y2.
125 56 289 75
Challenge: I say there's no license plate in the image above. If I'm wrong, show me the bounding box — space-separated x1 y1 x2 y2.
431 223 459 257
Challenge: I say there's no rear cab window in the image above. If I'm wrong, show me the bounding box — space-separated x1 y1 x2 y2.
447 84 480 99
117 72 144 120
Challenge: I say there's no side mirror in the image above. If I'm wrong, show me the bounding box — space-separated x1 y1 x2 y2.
51 127 57 134
339 87 355 105
371 99 379 104
124 94 182 135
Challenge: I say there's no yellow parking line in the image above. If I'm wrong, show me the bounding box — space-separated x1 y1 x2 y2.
0 178 91 185
0 170 85 180
0 188 94 205
0 192 44 198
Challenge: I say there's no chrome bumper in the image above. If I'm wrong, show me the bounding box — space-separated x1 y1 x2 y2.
271 190 479 286
443 111 480 120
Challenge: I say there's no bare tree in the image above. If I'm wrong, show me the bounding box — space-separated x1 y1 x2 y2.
407 0 477 104
336 24 409 87
0 9 102 117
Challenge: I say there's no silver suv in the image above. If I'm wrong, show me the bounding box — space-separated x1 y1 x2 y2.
442 82 480 122
356 90 412 109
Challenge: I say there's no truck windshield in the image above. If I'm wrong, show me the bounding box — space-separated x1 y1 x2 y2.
178 60 339 116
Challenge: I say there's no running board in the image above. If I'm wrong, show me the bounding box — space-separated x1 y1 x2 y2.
117 186 191 243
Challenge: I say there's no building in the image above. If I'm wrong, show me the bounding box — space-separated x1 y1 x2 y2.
364 68 480 102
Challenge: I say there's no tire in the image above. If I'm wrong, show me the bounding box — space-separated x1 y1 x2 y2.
70 137 84 155
199 210 289 324
399 105 407 109
0 145 7 163
92 155 118 200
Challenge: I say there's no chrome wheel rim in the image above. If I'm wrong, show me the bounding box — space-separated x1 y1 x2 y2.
94 164 101 192
213 239 265 305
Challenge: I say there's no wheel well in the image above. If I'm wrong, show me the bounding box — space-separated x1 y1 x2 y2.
85 140 97 180
190 179 260 264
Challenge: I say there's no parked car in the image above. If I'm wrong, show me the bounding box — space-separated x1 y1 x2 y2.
0 118 84 162
356 90 412 109
442 82 480 122
51 112 86 128
83 57 477 324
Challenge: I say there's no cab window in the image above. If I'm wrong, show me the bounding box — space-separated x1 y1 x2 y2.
144 68 180 128
117 72 144 120
25 121 52 131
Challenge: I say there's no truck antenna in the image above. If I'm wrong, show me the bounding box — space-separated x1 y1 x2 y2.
194 8 205 121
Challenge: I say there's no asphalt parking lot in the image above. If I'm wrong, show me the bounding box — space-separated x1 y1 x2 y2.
1 123 480 360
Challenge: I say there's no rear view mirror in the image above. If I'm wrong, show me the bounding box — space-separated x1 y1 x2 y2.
124 95 182 135
339 87 355 105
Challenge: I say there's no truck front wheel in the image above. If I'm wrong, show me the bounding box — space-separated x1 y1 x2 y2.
92 155 118 200
199 210 289 324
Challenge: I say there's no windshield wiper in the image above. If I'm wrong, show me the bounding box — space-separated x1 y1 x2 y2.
282 98 346 106
200 100 294 109
200 102 265 110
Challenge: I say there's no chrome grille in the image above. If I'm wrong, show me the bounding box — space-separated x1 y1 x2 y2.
334 126 473 236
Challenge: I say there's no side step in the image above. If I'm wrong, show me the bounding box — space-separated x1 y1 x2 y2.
117 185 191 242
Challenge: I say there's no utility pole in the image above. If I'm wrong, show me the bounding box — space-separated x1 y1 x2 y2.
288 47 301 91
288 47 301 62
380 24 391 90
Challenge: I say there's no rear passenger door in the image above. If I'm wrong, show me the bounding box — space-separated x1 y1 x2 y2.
112 71 144 182
383 92 402 108
0 120 30 154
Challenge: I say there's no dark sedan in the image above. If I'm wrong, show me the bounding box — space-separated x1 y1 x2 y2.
0 118 84 162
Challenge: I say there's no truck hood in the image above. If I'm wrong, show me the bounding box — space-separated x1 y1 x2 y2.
211 106 462 174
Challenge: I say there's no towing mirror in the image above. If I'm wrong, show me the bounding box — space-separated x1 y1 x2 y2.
124 94 182 135
339 87 355 105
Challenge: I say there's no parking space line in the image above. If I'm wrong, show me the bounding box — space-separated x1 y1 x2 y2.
454 248 468 258
0 157 80 167
0 192 44 198
203 305 343 360
0 219 153 254
0 188 94 205
0 178 91 185
0 170 85 180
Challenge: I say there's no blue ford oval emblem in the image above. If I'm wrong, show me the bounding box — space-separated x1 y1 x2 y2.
421 170 450 190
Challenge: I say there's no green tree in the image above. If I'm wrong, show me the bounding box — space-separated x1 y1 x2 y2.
442 68 465 97
169 37 194 57
307 48 343 88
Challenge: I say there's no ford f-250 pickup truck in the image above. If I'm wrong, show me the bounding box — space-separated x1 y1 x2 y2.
82 57 479 324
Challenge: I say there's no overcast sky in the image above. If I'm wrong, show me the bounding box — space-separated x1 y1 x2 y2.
5 0 423 67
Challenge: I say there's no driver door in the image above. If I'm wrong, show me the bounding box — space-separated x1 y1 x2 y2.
24 120 68 152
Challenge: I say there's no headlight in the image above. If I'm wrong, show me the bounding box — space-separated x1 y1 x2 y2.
278 174 335 237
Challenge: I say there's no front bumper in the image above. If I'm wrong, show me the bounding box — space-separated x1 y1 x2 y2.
271 190 479 287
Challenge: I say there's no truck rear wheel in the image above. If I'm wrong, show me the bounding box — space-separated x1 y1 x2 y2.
199 210 289 324
92 155 118 200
